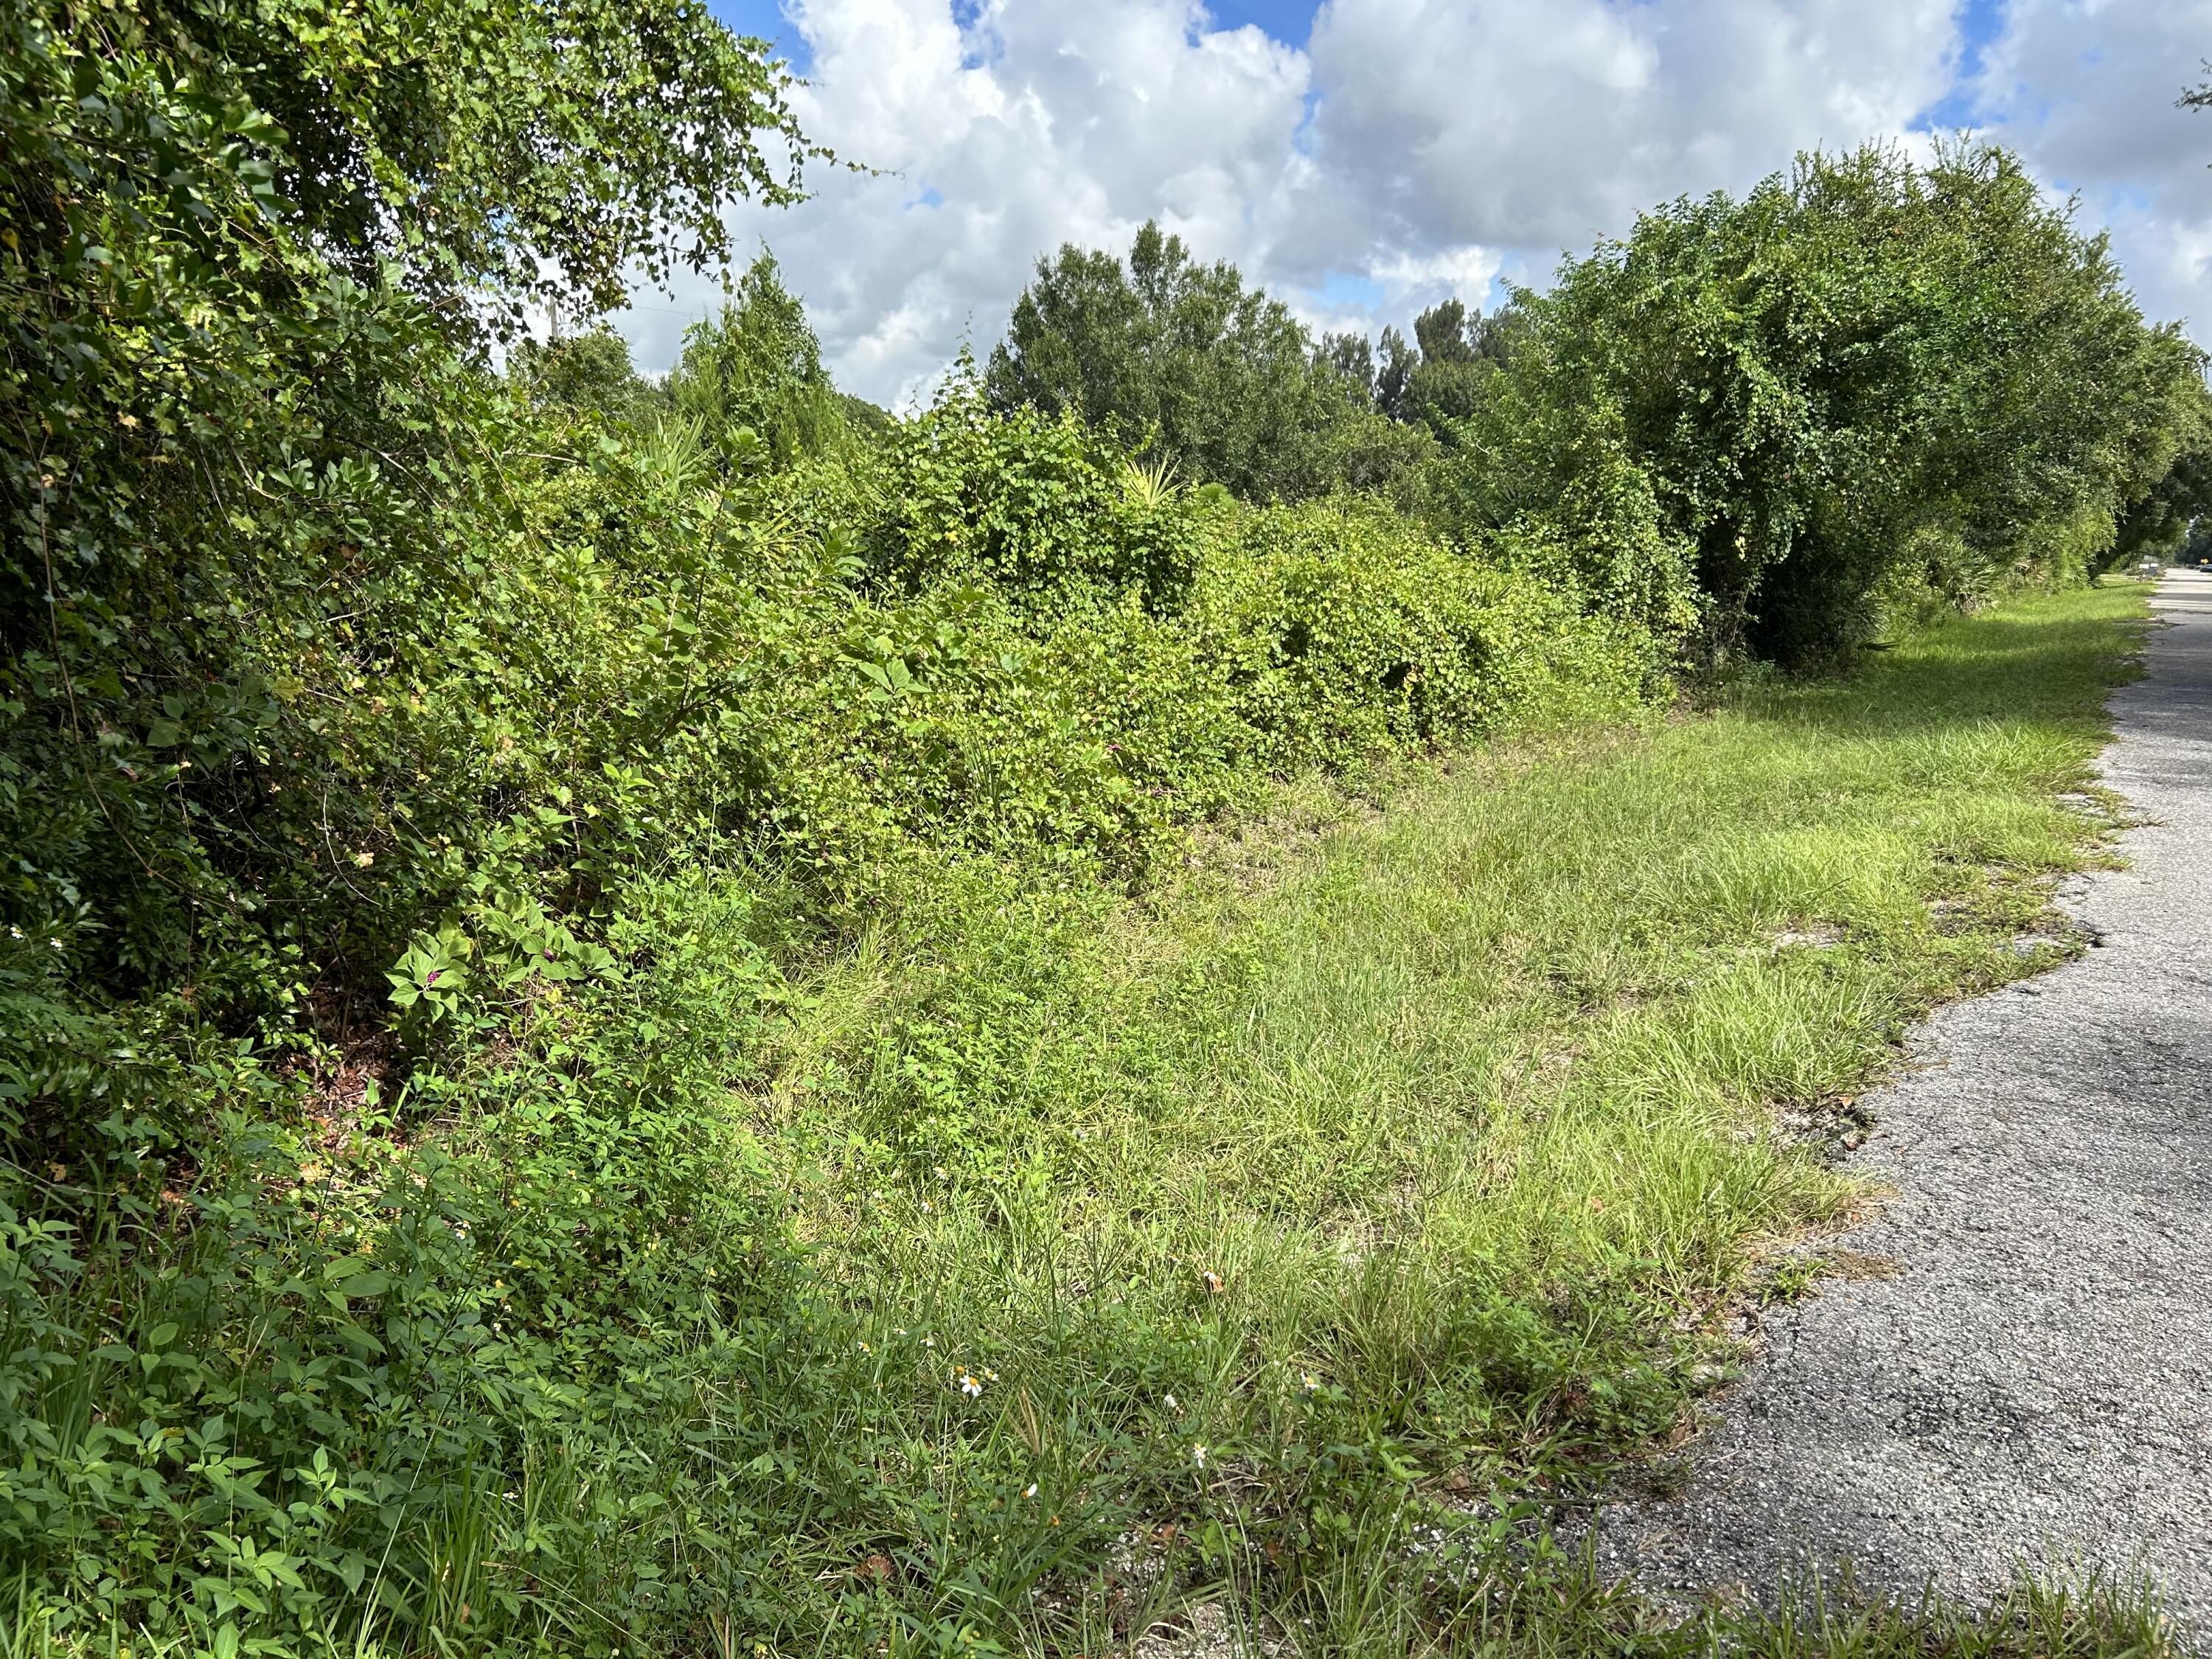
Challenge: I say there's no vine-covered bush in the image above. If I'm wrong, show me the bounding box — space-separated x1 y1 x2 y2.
1424 145 2211 667
0 265 1654 1650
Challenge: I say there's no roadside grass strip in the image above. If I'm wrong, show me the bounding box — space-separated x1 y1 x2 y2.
743 582 2160 1652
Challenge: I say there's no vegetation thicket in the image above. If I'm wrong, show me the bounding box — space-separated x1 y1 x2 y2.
0 1 2204 1653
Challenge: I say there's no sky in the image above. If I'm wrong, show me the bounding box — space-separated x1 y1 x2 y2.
613 0 2212 408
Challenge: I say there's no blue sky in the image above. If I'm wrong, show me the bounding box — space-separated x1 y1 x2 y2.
1916 0 2008 130
644 1 2212 407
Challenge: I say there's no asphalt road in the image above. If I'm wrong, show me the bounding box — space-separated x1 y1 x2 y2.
1590 572 2212 1629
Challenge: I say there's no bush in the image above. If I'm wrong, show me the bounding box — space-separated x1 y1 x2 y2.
0 302 1658 1643
1420 143 2210 668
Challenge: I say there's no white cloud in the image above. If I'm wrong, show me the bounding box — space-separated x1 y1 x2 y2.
1301 0 1955 270
616 0 2209 405
622 0 1315 408
1969 0 2212 334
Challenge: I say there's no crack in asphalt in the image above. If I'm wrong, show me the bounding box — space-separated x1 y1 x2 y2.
1590 574 2212 1630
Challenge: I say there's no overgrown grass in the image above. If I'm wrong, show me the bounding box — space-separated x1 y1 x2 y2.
7 583 2173 1657
689 580 2155 1651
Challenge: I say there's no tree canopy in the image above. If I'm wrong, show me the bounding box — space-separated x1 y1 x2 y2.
1424 143 2210 664
0 0 821 1057
984 221 1428 500
667 253 853 467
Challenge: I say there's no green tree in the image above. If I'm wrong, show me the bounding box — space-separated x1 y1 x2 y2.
1402 298 1517 431
218 0 818 324
512 324 666 423
0 0 818 1116
985 221 1421 500
1430 142 2205 665
2113 446 2212 566
667 251 851 467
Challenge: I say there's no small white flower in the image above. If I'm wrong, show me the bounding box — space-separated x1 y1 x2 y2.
1023 1483 1038 1498
1301 1372 1320 1393
1192 1444 1208 1469
957 1371 984 1398
1163 1394 1178 1411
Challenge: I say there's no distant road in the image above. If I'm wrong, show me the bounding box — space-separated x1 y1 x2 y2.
1593 572 2212 1625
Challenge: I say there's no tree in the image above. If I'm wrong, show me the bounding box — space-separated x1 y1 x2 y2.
2182 64 2212 119
1352 298 1529 437
1321 331 1377 398
0 0 820 1074
512 325 666 423
1403 299 1509 430
202 0 818 326
985 222 1419 500
2112 447 2212 566
667 252 850 466
1428 142 2208 666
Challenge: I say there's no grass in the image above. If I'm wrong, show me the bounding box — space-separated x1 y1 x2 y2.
10 581 2179 1658
728 579 2165 1652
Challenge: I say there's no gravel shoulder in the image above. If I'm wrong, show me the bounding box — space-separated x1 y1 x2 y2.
1590 574 2212 1627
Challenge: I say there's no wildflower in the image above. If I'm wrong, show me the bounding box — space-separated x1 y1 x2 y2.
1301 1372 1320 1393
982 1367 999 1382
858 1340 872 1355
1192 1444 1208 1469
49 938 63 950
1200 1270 1224 1294
352 851 375 868
8 926 21 939
922 1335 935 1348
1023 1483 1038 1499
1163 1393 1178 1411
957 1371 984 1398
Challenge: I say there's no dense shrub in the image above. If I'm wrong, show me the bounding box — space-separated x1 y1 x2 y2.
1421 144 2211 667
0 253 1652 1651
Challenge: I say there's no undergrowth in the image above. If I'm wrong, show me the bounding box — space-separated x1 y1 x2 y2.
2 585 2171 1656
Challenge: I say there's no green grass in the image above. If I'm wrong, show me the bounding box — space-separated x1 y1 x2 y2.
10 582 2176 1658
726 580 2163 1652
